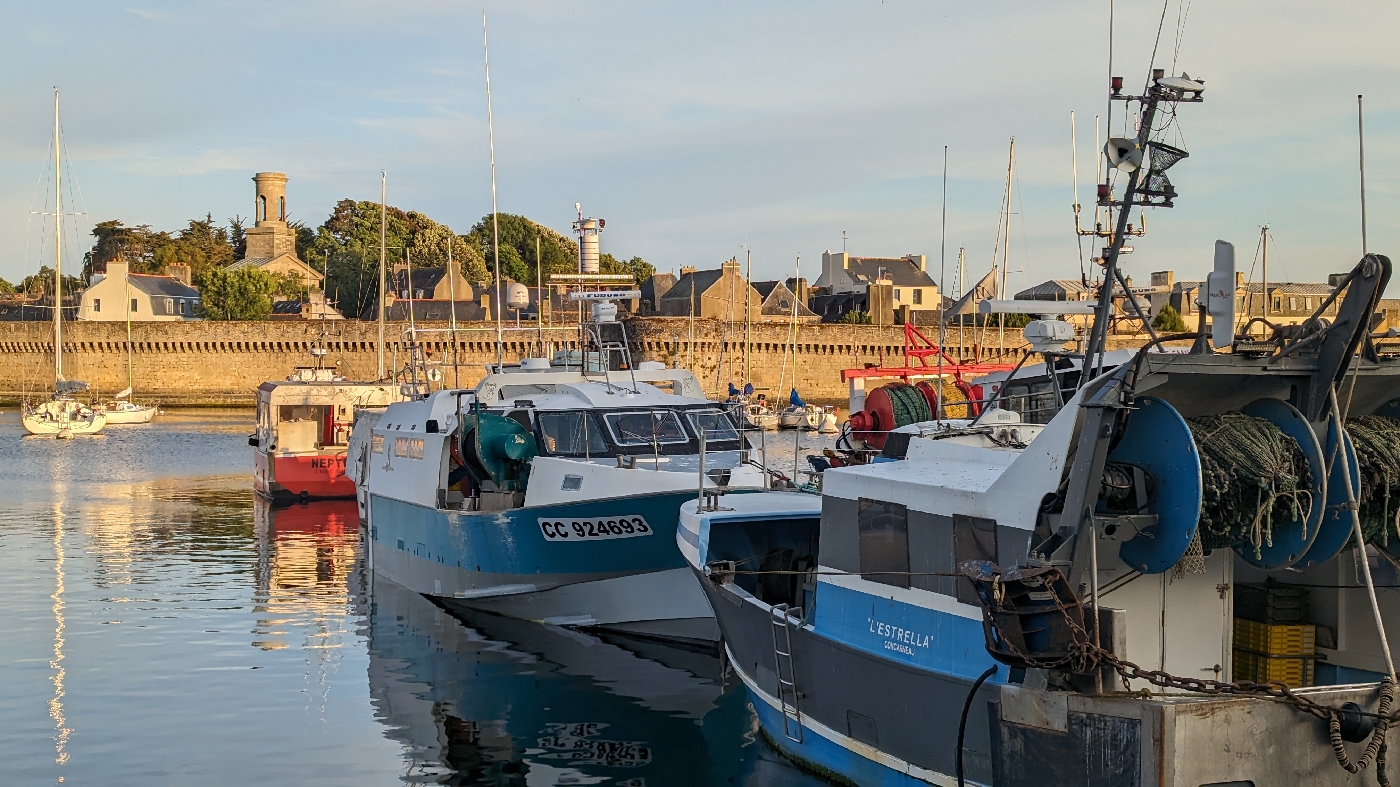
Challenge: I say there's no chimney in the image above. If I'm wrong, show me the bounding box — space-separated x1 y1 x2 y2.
680 266 697 276
166 262 192 287
106 259 129 280
1236 271 1245 287
1151 270 1175 288
907 254 927 272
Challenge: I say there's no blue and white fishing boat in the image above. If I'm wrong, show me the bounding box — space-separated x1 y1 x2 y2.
351 306 768 643
681 66 1400 786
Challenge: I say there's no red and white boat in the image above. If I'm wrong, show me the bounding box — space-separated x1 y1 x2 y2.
251 367 401 501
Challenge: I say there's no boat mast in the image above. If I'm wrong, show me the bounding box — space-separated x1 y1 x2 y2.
483 11 504 371
998 138 1014 357
744 247 751 386
53 88 63 385
1261 224 1269 319
378 170 387 380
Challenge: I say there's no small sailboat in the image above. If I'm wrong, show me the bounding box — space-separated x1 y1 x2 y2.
22 90 105 438
95 280 158 425
777 388 817 430
97 388 158 425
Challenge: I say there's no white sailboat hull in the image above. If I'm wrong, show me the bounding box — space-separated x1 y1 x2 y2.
100 402 158 424
22 399 107 436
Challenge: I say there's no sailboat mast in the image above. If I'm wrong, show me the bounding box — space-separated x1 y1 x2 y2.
483 11 504 371
53 89 63 384
1262 224 1269 318
378 171 387 380
999 138 1014 356
744 248 751 386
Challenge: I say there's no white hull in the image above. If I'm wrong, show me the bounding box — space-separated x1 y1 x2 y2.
100 403 158 424
22 399 107 436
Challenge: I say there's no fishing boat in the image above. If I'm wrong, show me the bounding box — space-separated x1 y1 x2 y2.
22 90 105 439
251 358 401 501
679 66 1400 786
352 302 768 643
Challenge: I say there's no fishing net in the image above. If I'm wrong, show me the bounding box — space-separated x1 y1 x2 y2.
937 378 971 419
1346 415 1400 548
885 383 931 428
1186 413 1313 557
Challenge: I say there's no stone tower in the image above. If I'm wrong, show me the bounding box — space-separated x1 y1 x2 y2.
244 172 297 259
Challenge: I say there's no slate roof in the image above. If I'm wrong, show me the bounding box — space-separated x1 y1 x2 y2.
639 273 676 304
659 269 727 302
384 299 488 322
389 267 450 296
127 273 200 298
844 256 936 288
751 280 781 299
226 257 273 271
0 303 76 321
1015 279 1092 300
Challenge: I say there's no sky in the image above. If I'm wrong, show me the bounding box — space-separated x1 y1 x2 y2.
1 1 1399 295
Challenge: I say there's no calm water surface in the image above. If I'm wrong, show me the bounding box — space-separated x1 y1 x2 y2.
0 409 826 786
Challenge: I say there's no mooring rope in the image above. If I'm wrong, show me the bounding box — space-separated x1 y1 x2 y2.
1346 415 1400 548
1186 412 1313 558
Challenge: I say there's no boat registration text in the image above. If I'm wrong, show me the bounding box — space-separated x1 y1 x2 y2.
538 516 653 542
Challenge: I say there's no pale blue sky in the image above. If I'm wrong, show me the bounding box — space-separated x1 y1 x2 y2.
1 1 1397 293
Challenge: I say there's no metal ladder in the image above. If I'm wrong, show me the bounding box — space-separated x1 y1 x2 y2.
769 603 804 743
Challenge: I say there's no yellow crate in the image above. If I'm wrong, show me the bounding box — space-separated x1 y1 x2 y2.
1233 619 1315 656
1232 648 1315 687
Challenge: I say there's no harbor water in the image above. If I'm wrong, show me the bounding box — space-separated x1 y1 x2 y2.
0 410 830 786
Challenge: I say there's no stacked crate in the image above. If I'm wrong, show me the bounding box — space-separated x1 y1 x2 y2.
1232 583 1316 687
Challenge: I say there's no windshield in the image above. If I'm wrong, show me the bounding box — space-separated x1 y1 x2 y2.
686 409 740 443
604 410 689 446
536 411 609 456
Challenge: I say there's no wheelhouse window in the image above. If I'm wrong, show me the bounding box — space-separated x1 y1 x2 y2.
686 409 740 443
858 498 910 589
604 410 688 446
537 411 608 457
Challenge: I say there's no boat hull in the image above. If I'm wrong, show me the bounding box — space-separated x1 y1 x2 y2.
368 491 718 641
695 571 1000 786
22 400 107 436
254 449 353 500
101 404 157 424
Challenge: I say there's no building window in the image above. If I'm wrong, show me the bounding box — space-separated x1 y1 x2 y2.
131 298 138 313
953 514 998 605
912 289 923 305
1305 297 1313 310
165 298 175 315
893 288 902 301
93 299 100 313
278 196 285 221
258 195 267 223
1273 296 1283 311
858 498 909 589
1289 297 1298 312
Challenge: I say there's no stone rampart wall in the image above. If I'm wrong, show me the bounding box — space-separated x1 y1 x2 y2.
0 318 1147 406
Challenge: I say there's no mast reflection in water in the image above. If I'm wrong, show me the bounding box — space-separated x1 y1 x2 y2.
0 411 820 786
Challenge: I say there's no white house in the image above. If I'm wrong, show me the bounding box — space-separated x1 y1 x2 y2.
814 251 940 311
79 260 202 321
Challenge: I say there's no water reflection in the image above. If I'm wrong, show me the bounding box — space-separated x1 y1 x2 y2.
365 577 825 786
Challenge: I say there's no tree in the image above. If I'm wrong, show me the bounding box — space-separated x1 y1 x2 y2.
21 266 85 299
0 277 14 295
840 310 872 324
600 253 656 284
228 215 247 259
1152 303 1188 332
84 220 163 278
197 266 276 320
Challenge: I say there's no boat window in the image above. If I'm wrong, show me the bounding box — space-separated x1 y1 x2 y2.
858 498 910 589
604 410 689 446
394 437 409 457
953 515 997 605
371 435 384 454
537 411 609 457
686 409 740 443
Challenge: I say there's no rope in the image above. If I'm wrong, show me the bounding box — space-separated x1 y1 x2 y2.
938 377 971 420
1347 415 1400 548
1187 412 1313 557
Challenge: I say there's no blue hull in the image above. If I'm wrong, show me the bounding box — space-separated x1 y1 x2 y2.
369 491 694 583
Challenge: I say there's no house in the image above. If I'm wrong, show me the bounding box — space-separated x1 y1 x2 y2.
225 172 325 290
362 262 486 321
751 279 819 320
813 251 940 311
1014 279 1093 302
638 273 676 315
270 291 344 321
78 259 201 321
656 259 764 320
